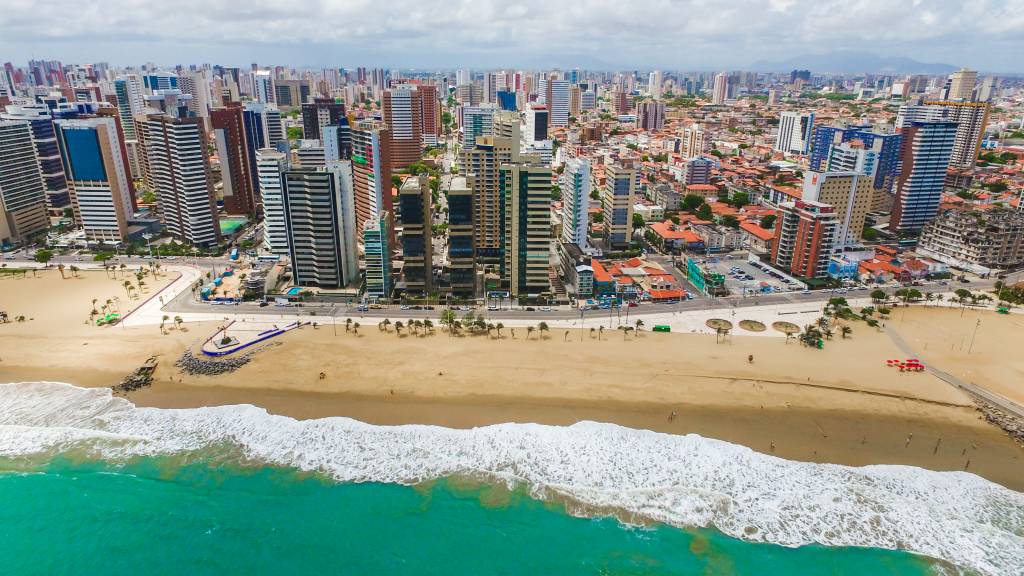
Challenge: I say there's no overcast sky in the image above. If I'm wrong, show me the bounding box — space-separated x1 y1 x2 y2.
2 0 1022 72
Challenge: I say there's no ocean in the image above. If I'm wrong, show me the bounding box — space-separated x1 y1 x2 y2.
2 381 1021 575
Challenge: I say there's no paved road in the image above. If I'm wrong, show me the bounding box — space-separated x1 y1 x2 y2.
887 327 1024 419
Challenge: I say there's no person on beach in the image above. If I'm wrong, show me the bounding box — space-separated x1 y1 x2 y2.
748 354 754 364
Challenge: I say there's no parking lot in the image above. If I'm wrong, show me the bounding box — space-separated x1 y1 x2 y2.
703 256 804 297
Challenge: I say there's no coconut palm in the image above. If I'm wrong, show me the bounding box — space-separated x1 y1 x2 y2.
424 319 434 334
494 322 503 337
57 264 66 279
394 321 404 335
174 316 183 330
538 322 549 339
345 318 352 332
598 325 605 341
383 318 392 332
407 319 416 334
352 322 360 334
160 315 169 332
123 280 133 296
526 326 535 340
840 326 853 339
589 327 596 339
486 322 495 336
634 319 644 334
69 265 79 277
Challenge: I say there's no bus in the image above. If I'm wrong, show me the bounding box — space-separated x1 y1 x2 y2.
229 248 239 261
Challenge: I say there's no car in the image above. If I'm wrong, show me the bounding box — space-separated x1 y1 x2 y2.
959 278 971 284
487 305 499 311
356 305 368 311
525 307 536 311
540 306 552 312
424 305 435 310
627 302 639 308
370 304 383 309
801 289 811 295
400 305 411 310
258 301 269 307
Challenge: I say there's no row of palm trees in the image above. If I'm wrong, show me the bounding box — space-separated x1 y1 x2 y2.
159 315 184 333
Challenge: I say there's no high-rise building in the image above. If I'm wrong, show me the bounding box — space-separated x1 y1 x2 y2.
113 75 144 140
253 71 273 104
568 85 582 116
281 163 358 288
2 104 71 212
0 120 49 245
682 157 713 185
977 77 999 103
455 83 482 106
363 211 393 300
350 119 393 235
635 100 665 132
771 200 839 279
54 117 133 243
461 104 497 149
891 121 957 233
256 147 289 255
648 70 663 100
300 98 345 140
682 123 705 159
499 162 552 297
446 175 476 297
581 90 597 111
398 174 433 294
801 171 873 249
611 90 630 115
546 79 570 127
461 114 521 263
712 73 728 105
603 161 637 250
211 104 258 218
383 85 423 169
524 105 548 143
767 89 779 107
897 100 989 170
274 79 311 109
946 68 978 101
141 114 220 246
775 111 815 155
418 83 441 147
244 102 284 150
179 71 211 123
560 157 591 249
809 125 902 195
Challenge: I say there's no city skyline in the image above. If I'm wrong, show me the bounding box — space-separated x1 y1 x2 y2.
2 0 1023 72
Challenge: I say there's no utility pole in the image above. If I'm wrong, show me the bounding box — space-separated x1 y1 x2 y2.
968 319 981 354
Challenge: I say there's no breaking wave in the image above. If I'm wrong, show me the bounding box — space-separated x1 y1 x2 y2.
1 381 1021 575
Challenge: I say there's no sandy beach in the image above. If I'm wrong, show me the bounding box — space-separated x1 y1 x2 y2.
1 268 1023 490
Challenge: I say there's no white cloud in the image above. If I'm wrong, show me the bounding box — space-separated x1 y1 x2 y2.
0 0 1021 70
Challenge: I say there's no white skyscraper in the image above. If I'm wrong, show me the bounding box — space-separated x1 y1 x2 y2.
682 123 705 159
547 79 570 127
256 147 289 255
712 73 728 105
253 71 273 104
560 157 591 249
141 115 220 246
648 70 663 100
775 111 815 156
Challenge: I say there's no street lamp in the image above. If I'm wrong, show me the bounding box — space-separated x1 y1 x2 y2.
142 233 154 260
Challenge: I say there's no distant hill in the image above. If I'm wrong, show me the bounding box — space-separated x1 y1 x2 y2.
750 51 958 75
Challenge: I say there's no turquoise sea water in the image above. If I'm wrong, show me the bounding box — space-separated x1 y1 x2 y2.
0 456 942 575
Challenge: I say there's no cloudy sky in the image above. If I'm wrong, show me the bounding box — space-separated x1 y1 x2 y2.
1 0 1022 71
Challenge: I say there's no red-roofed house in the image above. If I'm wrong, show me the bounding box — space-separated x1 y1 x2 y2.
648 220 705 252
739 221 775 253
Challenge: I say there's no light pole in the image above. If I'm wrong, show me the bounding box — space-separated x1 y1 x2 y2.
143 233 154 260
968 319 981 354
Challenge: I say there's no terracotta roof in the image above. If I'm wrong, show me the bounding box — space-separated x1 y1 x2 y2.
739 221 775 241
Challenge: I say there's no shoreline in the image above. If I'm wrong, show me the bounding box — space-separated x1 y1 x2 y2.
2 268 1023 492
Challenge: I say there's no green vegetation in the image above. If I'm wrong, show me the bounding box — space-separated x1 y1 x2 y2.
720 215 740 229
286 126 303 140
696 203 713 221
759 214 776 230
862 226 879 241
667 96 698 107
983 180 1009 193
978 151 1017 165
681 194 703 212
550 184 562 201
33 249 53 265
729 191 749 209
632 213 646 230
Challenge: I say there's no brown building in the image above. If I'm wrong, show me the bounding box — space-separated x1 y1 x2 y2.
417 83 441 147
301 98 345 140
351 119 394 248
211 104 258 218
383 85 423 169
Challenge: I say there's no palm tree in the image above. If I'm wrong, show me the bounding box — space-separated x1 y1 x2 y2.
494 322 503 337
538 322 549 339
119 263 127 278
352 322 360 335
69 265 79 277
57 264 66 279
160 315 169 332
174 316 183 330
621 325 629 340
590 327 596 339
424 319 434 334
598 325 605 341
526 326 535 340
634 319 644 334
123 280 132 296
486 322 495 337
394 321 403 335
345 318 352 332
936 294 945 307
383 318 391 332
408 319 416 334
840 326 853 339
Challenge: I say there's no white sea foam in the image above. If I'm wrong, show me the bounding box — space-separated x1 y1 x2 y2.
1 381 1022 575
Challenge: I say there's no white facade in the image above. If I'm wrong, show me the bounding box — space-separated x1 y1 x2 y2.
257 148 289 255
548 79 570 127
775 111 815 156
560 157 591 248
712 73 728 105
